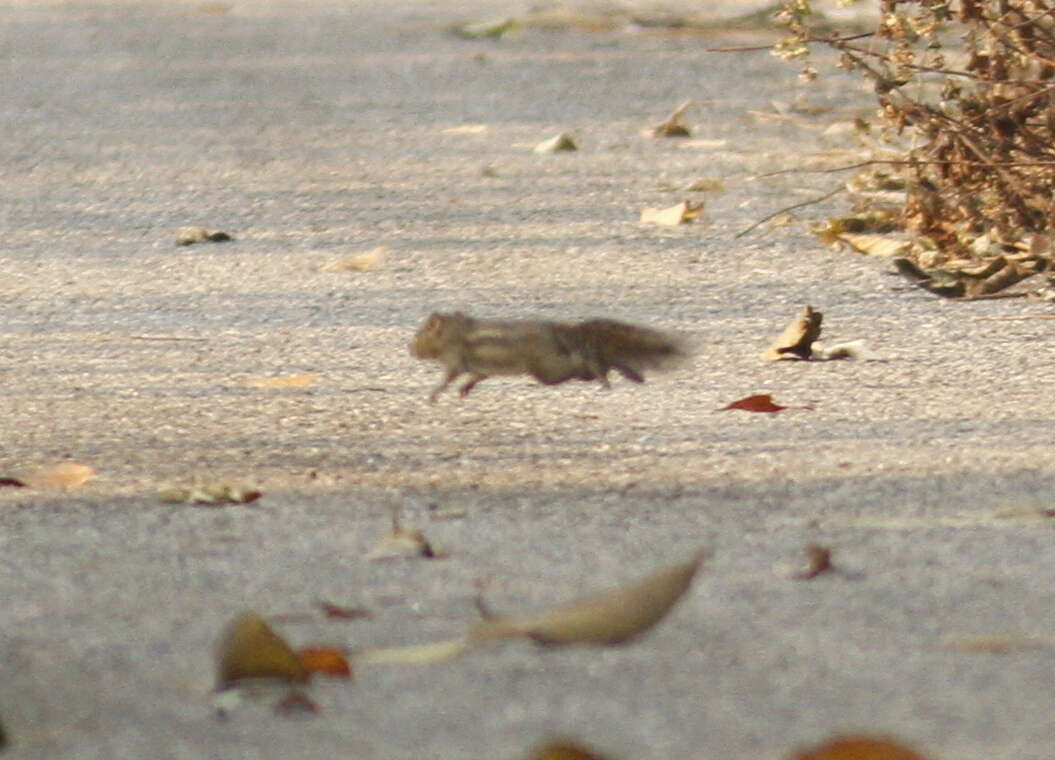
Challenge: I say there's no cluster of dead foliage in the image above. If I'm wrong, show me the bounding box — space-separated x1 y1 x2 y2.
776 0 1055 299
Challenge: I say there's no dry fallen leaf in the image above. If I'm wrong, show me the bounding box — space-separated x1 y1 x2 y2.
159 482 262 506
791 735 930 760
685 177 725 193
640 200 703 226
765 305 823 361
468 548 708 647
791 544 834 580
520 740 616 760
216 612 310 690
297 647 352 678
245 374 318 388
316 601 373 620
834 233 911 258
534 133 578 153
648 99 693 138
0 477 27 488
20 461 96 489
718 394 788 413
319 245 388 272
175 226 233 246
366 508 442 560
442 124 489 135
942 633 1050 654
453 17 518 39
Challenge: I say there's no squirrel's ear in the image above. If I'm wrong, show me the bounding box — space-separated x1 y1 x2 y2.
425 312 444 331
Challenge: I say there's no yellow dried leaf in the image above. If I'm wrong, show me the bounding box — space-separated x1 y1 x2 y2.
21 461 95 489
640 201 703 226
442 124 489 135
319 246 387 272
792 735 930 760
468 549 707 647
453 17 518 39
159 482 262 506
246 374 318 388
534 133 578 153
216 612 309 689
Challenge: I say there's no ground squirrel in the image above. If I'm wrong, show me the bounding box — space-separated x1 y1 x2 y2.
410 311 691 402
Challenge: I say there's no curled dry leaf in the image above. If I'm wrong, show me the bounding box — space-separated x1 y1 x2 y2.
215 612 309 690
791 735 930 760
366 509 442 560
246 374 318 388
159 482 262 506
648 99 693 138
521 740 615 760
765 305 823 361
319 245 388 273
718 394 787 413
20 461 96 489
834 233 911 258
175 226 233 246
297 647 352 678
467 549 708 647
534 133 578 153
640 200 703 226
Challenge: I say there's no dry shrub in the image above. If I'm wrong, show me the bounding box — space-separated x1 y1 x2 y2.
778 0 1055 295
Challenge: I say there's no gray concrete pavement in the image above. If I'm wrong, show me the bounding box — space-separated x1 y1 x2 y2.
2 2 1055 759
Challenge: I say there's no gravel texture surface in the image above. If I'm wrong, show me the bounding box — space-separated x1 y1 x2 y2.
3 2 1055 759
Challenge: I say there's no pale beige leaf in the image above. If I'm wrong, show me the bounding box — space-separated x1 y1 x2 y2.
676 139 728 150
837 233 910 257
355 637 470 665
319 246 387 272
174 226 232 246
21 461 95 489
468 549 707 646
442 124 489 135
534 133 577 153
246 374 318 388
640 201 702 226
685 177 725 193
648 99 693 138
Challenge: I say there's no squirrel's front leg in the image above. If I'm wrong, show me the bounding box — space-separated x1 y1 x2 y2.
458 373 488 397
429 368 463 403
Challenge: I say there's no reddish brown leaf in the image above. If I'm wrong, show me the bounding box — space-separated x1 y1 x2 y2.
792 544 834 580
316 601 373 621
719 394 787 413
297 647 352 679
791 735 930 760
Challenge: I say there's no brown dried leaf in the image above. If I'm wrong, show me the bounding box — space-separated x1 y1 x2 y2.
468 549 707 647
648 99 693 138
175 226 233 246
0 477 27 488
718 394 788 413
520 740 616 760
216 612 309 689
791 735 930 760
21 461 95 489
640 200 703 226
246 374 318 388
319 246 388 272
534 133 578 153
835 233 911 258
764 305 823 361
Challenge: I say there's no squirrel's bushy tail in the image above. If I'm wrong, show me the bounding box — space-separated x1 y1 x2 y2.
573 319 692 381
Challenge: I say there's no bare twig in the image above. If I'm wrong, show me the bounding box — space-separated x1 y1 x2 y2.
735 185 844 238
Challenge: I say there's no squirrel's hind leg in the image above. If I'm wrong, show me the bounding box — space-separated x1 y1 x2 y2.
458 373 488 397
612 364 645 384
